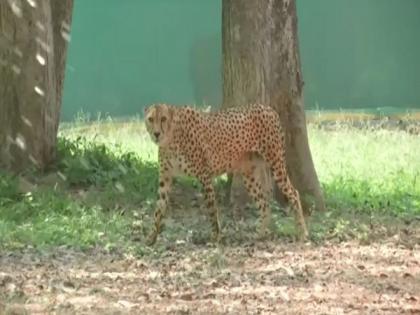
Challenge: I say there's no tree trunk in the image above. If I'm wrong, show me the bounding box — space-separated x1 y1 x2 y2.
0 0 73 172
222 0 326 214
50 0 74 135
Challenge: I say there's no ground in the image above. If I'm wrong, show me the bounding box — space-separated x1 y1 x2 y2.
1 237 419 314
0 114 419 314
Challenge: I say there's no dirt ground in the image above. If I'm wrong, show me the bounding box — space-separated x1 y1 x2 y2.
1 237 419 315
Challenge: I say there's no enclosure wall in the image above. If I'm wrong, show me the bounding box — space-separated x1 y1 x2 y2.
61 0 420 120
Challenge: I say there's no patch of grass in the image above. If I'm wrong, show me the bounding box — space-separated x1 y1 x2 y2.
56 136 158 209
0 117 419 252
0 171 137 250
0 132 159 252
309 125 420 217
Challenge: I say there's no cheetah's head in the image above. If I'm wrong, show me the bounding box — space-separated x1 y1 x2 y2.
144 103 175 146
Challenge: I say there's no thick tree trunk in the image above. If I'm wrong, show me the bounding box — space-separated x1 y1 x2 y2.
222 0 326 214
0 0 73 172
51 0 74 134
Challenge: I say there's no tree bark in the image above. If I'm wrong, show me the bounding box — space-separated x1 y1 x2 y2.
50 0 74 135
222 0 326 214
0 0 73 172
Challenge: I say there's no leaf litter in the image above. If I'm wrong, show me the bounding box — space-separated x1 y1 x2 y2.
0 237 419 314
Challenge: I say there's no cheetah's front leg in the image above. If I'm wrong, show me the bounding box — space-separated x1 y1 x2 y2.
146 159 173 246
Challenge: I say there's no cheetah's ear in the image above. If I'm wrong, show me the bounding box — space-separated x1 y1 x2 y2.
144 105 150 116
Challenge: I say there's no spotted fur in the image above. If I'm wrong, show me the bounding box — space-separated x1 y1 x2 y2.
144 103 308 245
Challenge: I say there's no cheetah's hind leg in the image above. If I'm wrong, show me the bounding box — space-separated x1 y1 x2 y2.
238 154 274 240
260 151 309 241
198 174 221 243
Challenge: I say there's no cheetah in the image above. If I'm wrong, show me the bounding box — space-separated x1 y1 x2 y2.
144 103 309 245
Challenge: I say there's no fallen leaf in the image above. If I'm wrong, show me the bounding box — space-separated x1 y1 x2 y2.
61 280 76 293
179 293 193 301
404 294 418 302
116 300 139 308
403 272 414 278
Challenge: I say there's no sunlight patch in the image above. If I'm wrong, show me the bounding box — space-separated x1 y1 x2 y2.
35 37 51 53
14 47 23 58
34 86 44 96
26 0 36 8
115 182 125 193
29 154 39 166
21 115 33 127
57 171 67 181
36 53 46 65
61 30 71 42
8 0 22 18
11 64 21 75
36 21 45 32
15 134 26 150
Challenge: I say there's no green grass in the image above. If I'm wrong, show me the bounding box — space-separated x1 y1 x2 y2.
310 125 420 215
0 116 419 252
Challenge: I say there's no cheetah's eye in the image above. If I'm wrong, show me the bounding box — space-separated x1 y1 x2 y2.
161 116 167 123
148 117 154 123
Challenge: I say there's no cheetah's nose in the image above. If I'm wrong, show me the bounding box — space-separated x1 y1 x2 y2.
154 132 160 139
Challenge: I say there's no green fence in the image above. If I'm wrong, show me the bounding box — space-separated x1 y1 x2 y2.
61 0 420 121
